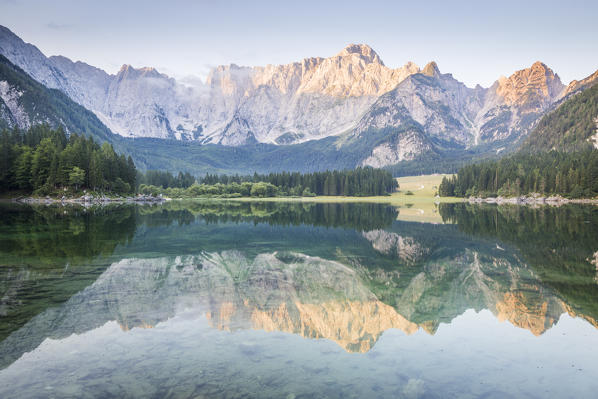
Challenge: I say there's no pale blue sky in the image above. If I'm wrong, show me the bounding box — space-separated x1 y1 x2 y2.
1 0 597 87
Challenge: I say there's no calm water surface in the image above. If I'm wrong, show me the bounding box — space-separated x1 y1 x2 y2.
0 201 597 398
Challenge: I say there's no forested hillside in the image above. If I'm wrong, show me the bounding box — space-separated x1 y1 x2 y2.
521 83 598 152
0 125 136 195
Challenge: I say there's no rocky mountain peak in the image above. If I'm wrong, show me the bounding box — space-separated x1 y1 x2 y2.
336 43 384 65
118 64 155 74
495 61 564 107
422 61 440 77
116 64 166 81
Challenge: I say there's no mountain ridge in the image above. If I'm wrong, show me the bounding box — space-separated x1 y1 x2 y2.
0 53 115 142
1 24 597 174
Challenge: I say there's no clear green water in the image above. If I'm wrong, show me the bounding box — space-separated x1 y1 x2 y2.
1 201 597 398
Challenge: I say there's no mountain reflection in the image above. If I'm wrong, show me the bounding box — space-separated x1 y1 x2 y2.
1 202 597 370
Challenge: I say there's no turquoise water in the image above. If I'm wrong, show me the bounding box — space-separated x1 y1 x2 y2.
1 201 597 398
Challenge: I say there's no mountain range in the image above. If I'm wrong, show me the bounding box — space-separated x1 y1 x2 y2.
0 25 597 173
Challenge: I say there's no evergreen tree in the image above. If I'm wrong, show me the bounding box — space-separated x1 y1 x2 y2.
69 166 85 190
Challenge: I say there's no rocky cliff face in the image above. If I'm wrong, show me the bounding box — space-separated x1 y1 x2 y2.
476 62 565 143
352 62 484 162
196 44 422 145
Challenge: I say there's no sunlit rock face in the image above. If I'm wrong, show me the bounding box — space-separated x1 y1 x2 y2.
477 62 565 143
353 61 571 167
0 27 421 144
495 62 564 109
194 44 422 145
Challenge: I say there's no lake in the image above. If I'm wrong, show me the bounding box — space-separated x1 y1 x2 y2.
1 201 597 398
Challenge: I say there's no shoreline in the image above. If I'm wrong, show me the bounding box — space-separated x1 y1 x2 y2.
6 194 167 206
466 195 598 206
4 193 598 207
2 191 463 206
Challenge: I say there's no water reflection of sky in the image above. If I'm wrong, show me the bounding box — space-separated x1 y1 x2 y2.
1 308 596 399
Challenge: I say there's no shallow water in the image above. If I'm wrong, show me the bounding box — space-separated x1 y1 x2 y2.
1 201 597 398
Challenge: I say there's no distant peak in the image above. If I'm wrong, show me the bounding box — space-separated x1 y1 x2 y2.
504 61 561 85
336 43 384 65
341 43 374 54
509 61 557 78
422 61 440 77
118 64 159 75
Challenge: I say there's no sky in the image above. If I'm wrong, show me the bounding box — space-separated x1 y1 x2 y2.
1 0 597 88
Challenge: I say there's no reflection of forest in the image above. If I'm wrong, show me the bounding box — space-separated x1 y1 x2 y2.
1 202 597 369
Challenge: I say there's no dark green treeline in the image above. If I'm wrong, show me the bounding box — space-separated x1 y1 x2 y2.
197 168 398 196
439 149 598 198
138 170 195 189
0 125 137 195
